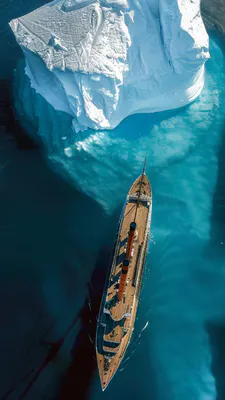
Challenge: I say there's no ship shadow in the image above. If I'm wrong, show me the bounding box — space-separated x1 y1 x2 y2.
58 202 162 400
0 155 110 400
0 86 114 399
58 206 122 400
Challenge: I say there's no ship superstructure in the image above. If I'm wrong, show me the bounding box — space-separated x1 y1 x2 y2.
96 161 152 390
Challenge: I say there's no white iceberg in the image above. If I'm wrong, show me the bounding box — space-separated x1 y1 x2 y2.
10 0 209 133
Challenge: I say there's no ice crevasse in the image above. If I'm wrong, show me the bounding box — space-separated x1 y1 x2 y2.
9 0 209 133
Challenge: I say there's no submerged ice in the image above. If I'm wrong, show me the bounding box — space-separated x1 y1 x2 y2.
12 39 223 214
10 0 209 132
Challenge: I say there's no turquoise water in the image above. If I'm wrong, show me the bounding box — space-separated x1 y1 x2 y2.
1 1 225 399
88 38 225 400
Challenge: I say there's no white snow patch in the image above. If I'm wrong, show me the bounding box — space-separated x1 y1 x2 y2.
9 0 209 132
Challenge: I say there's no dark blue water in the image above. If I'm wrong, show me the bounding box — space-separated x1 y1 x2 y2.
1 1 225 400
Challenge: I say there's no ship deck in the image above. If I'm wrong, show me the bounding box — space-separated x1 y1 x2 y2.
96 173 152 390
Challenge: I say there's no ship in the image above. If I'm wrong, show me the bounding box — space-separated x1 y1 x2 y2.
96 158 152 391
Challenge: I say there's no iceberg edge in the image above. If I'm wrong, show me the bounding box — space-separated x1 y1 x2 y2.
9 0 210 132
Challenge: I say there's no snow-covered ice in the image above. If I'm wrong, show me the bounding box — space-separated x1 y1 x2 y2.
9 0 209 132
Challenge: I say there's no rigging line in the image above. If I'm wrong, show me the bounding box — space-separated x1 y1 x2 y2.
134 156 147 223
1 369 35 400
124 203 136 218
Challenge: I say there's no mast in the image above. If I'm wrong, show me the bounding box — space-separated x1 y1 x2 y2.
134 155 147 222
142 154 147 175
118 156 148 302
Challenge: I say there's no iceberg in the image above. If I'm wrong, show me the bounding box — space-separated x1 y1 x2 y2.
9 0 209 133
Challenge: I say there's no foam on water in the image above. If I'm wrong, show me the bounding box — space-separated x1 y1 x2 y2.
12 37 225 399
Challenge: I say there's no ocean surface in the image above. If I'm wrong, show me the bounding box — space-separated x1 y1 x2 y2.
1 2 225 400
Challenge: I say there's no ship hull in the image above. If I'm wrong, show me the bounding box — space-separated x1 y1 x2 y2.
96 173 152 390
